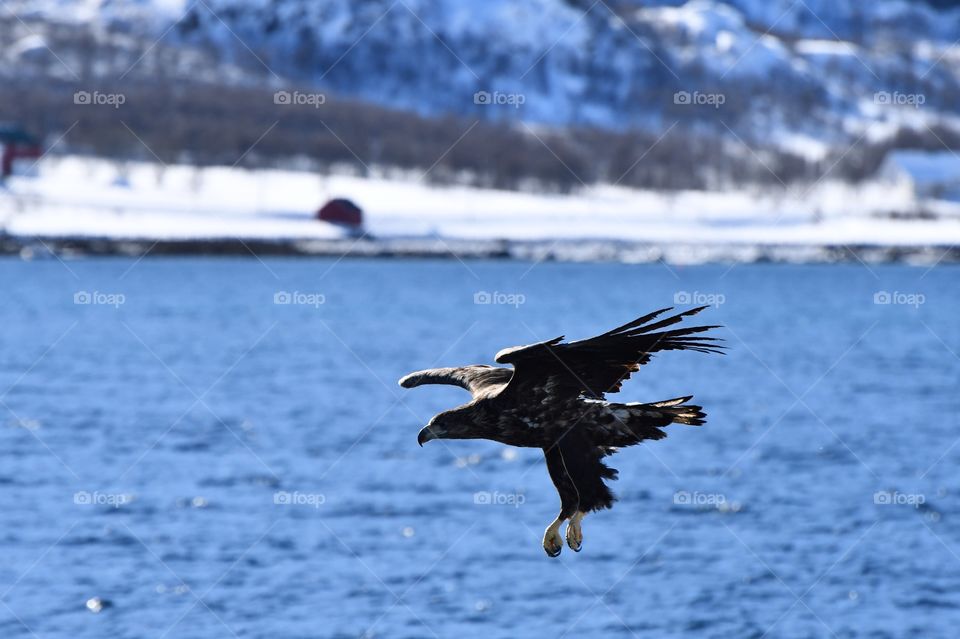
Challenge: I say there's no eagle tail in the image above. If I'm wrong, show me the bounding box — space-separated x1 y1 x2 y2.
635 396 706 426
605 396 706 445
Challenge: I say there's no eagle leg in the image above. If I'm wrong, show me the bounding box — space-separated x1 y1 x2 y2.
565 511 585 552
543 516 566 557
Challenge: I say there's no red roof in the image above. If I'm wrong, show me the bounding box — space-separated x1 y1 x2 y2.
316 198 363 227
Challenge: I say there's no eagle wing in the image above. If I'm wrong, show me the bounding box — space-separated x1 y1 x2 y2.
496 306 724 400
398 365 513 398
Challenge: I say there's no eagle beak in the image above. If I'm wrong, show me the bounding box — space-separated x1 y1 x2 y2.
417 426 440 446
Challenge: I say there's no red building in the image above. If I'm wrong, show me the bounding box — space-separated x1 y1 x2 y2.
0 124 43 178
316 198 363 229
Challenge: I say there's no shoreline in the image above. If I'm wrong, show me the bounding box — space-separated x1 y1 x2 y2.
5 155 960 260
5 235 958 264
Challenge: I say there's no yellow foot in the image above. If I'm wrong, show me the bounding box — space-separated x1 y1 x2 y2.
542 517 565 557
565 512 584 552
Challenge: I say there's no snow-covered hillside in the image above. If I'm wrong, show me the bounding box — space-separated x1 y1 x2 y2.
4 0 960 260
4 155 959 250
5 0 959 150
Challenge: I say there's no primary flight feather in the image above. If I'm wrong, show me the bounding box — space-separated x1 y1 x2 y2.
399 306 724 557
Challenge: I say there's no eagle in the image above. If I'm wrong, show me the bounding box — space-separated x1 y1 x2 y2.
399 306 724 557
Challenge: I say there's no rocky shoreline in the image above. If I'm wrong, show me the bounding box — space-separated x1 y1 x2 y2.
4 235 958 265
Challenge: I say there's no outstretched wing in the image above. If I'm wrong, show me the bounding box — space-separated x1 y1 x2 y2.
496 306 724 400
398 365 513 398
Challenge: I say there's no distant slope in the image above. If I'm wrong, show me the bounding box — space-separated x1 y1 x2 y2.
26 0 959 143
2 0 960 184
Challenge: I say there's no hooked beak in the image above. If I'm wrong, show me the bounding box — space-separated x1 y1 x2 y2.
417 425 442 446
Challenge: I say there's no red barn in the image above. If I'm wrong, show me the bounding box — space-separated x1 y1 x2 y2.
316 198 363 228
0 124 42 178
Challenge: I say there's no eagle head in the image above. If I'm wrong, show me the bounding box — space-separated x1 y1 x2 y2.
417 407 473 446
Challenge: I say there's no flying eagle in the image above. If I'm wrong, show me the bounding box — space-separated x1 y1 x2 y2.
399 306 724 557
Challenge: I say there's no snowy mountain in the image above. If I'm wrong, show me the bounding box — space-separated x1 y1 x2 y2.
3 0 960 165
4 1 960 254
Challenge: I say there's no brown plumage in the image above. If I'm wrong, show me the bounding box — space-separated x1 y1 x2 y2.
399 306 724 557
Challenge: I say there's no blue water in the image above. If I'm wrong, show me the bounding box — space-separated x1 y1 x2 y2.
0 257 958 638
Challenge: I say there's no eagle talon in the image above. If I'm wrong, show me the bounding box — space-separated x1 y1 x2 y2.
543 518 565 557
566 512 584 552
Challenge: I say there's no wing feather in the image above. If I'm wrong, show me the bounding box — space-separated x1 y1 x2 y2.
398 365 513 398
497 306 724 400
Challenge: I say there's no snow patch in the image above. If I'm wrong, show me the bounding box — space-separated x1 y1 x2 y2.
1 155 957 248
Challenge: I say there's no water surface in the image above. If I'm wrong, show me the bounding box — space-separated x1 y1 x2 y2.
0 258 957 638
